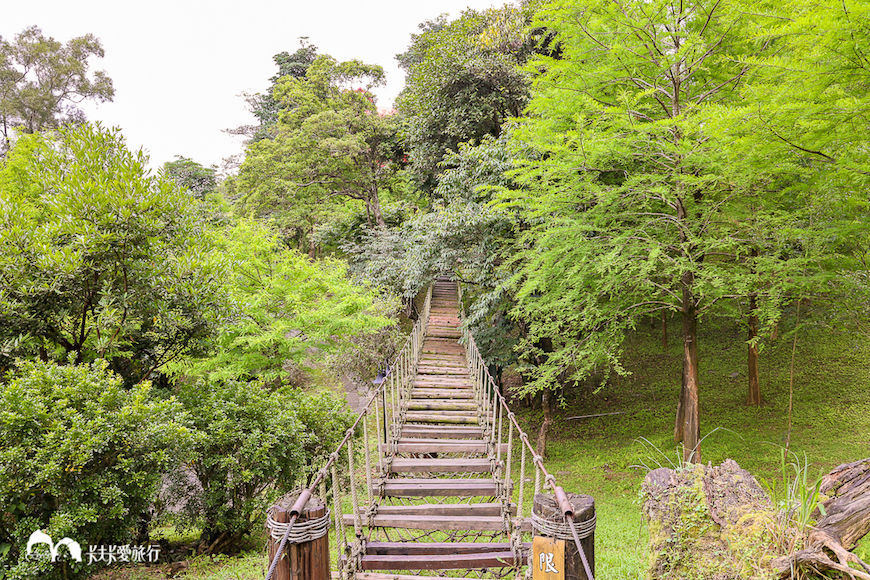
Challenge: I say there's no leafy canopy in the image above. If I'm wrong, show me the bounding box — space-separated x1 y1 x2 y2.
0 123 227 382
0 26 113 154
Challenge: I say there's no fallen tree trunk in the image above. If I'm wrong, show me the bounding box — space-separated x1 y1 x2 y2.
771 458 870 579
642 458 870 580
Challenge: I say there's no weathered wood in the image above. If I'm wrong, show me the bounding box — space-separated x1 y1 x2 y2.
360 551 516 570
390 458 492 473
406 401 477 411
366 541 520 555
267 507 291 580
371 503 515 517
409 389 475 399
383 441 509 454
533 493 595 580
381 478 498 497
403 412 478 424
400 427 484 439
268 495 330 580
772 457 870 578
353 514 507 531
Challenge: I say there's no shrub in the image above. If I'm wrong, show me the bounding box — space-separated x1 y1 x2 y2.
169 380 354 553
0 359 192 580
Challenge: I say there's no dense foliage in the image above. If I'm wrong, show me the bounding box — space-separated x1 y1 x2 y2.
166 380 353 553
0 359 191 580
0 124 227 384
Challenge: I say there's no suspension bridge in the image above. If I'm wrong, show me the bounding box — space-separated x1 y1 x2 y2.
264 280 596 580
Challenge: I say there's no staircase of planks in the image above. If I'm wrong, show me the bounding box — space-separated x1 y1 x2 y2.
265 279 594 580
352 279 521 580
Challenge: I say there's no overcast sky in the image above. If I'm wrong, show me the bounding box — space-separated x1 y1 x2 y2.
4 0 502 171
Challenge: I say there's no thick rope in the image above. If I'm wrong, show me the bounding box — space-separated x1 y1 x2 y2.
518 436 528 519
331 462 346 580
266 506 331 543
531 511 596 540
363 412 373 511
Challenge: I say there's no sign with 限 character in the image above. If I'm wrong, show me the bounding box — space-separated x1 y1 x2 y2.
532 536 565 580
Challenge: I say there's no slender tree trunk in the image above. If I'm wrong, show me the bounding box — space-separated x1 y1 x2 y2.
370 186 386 228
747 292 761 405
674 272 701 464
534 337 555 457
308 225 316 259
536 388 552 458
661 311 668 350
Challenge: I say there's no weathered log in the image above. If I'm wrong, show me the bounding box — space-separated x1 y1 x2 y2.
642 458 870 580
772 458 870 578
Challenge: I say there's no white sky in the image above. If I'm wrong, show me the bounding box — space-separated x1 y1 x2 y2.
4 0 502 171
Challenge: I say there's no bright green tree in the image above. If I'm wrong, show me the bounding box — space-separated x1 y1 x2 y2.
500 0 788 462
0 26 113 154
0 123 226 383
177 219 393 384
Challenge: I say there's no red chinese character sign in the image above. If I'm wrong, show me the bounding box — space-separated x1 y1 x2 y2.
532 536 565 580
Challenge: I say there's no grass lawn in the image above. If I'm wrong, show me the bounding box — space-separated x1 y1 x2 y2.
94 307 870 580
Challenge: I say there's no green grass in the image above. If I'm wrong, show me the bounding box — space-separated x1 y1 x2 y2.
513 310 870 579
93 309 870 580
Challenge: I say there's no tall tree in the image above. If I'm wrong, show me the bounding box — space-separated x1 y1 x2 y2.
0 26 113 154
226 39 318 143
235 55 403 253
396 4 551 193
501 0 783 462
162 155 218 199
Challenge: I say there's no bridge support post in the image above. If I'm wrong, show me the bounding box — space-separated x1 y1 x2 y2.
533 493 596 580
267 494 331 580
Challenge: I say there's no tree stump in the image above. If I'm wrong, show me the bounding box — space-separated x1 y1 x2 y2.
533 493 595 580
642 458 870 580
267 493 330 580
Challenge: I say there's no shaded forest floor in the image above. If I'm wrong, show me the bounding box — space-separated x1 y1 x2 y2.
92 306 870 580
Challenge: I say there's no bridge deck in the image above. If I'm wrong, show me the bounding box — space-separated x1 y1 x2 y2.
349 279 520 575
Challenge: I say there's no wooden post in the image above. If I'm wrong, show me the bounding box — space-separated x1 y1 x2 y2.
267 494 330 580
533 493 595 580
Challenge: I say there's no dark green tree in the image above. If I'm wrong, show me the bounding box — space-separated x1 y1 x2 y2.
235 55 404 255
396 4 554 193
162 155 218 199
227 39 318 143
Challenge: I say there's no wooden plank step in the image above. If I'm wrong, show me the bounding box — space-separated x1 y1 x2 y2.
385 440 508 454
413 378 472 385
381 478 497 497
366 541 514 555
404 413 478 424
373 503 512 518
416 367 468 375
390 458 491 473
360 551 516 570
410 390 474 399
400 427 484 440
406 401 476 411
354 515 506 532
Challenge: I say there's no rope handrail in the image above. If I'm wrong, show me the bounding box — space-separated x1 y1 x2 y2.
456 281 595 580
264 284 433 580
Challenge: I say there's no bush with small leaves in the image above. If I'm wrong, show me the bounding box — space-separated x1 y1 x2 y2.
0 359 192 580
